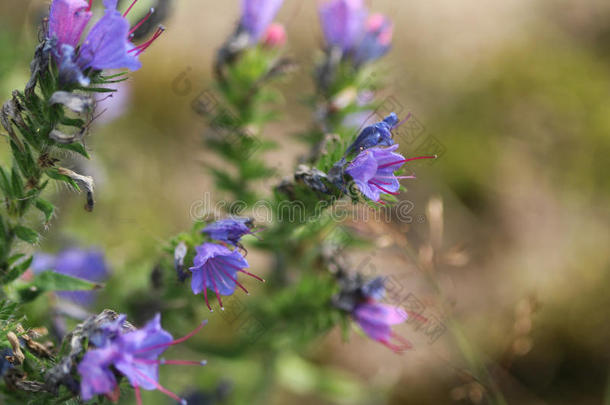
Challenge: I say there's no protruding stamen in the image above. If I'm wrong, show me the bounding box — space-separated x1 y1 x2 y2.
123 0 139 17
216 258 264 282
136 358 207 366
134 385 142 405
377 155 437 169
129 8 154 36
136 320 207 353
134 369 185 403
129 26 165 56
87 0 93 12
369 181 400 195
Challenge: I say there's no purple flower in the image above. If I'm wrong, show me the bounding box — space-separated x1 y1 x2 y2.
31 247 108 306
352 300 410 352
354 13 393 64
49 0 164 85
202 217 255 247
189 243 263 311
345 143 437 202
345 113 398 156
318 0 367 52
240 0 284 42
78 314 206 404
48 0 92 50
76 0 142 71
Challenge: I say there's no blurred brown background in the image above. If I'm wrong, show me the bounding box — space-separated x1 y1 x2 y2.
1 0 610 404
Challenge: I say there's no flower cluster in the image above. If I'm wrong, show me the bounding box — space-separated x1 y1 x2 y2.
78 314 206 404
318 0 393 65
191 218 264 311
48 0 164 86
339 113 437 202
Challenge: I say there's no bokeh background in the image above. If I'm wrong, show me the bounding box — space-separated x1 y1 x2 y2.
1 0 610 404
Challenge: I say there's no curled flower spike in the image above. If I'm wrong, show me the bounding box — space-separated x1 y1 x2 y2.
354 13 393 64
189 243 264 311
318 0 367 52
78 314 207 404
318 0 393 65
240 0 285 43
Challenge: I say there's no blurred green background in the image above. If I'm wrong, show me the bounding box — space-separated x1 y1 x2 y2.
1 0 610 404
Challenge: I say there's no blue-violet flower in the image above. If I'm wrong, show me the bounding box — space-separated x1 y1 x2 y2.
189 243 263 311
78 314 206 404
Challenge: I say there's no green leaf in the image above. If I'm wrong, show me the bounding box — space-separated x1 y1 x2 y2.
1 255 32 284
45 168 80 190
17 271 102 302
55 142 90 158
35 198 54 222
32 271 100 291
14 225 38 244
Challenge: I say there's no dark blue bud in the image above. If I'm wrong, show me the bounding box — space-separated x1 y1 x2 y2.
344 113 397 156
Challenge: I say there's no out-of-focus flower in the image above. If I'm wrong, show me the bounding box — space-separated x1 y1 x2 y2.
31 248 108 306
201 217 256 247
240 0 284 43
189 243 263 311
262 23 286 48
354 13 393 64
78 314 206 404
351 300 410 352
48 0 164 85
318 0 392 65
318 0 367 52
345 113 398 156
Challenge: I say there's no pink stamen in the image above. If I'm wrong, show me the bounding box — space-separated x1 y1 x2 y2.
211 261 248 294
136 320 207 353
129 26 165 56
134 369 185 404
123 0 139 17
134 385 142 405
129 8 154 36
216 258 265 282
377 155 437 169
135 358 207 366
369 181 400 195
87 0 93 12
